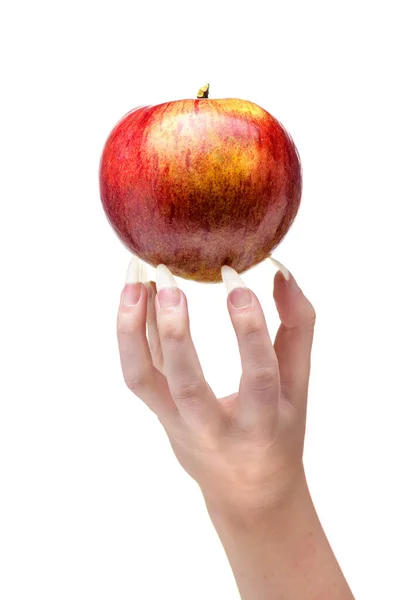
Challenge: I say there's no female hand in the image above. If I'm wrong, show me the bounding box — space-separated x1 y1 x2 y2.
116 256 316 520
116 258 354 600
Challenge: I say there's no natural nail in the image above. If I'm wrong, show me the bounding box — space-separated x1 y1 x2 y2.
156 264 181 309
122 282 142 306
229 287 252 308
157 287 181 308
122 256 142 305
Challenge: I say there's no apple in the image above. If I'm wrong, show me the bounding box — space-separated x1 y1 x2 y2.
99 85 302 282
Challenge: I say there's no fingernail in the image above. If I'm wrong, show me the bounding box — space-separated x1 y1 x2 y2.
122 256 142 306
229 287 252 308
221 265 252 307
158 287 181 308
288 274 301 294
122 283 142 306
126 255 141 283
156 264 178 291
140 262 149 284
269 256 290 281
221 265 247 293
156 264 181 309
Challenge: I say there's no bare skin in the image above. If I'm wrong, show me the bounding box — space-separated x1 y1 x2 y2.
116 257 354 600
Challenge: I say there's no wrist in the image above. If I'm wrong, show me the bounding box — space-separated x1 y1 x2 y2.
204 466 311 536
204 473 354 600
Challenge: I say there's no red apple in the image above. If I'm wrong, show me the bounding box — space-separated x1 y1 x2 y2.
99 85 302 282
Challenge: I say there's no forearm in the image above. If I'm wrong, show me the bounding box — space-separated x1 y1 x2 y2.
206 478 354 600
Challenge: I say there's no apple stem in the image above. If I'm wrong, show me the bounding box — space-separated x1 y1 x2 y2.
197 83 210 99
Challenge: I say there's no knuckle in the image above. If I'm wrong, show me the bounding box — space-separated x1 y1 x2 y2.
307 304 317 325
287 302 316 332
124 369 152 394
117 313 137 336
242 317 264 339
248 365 279 392
159 318 187 343
302 297 316 321
173 379 204 403
301 304 317 331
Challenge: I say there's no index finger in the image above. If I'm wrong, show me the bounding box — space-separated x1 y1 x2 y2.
155 265 223 431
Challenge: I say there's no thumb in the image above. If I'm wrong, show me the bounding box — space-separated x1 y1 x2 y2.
271 259 316 408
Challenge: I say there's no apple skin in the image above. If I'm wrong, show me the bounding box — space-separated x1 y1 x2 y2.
99 98 302 282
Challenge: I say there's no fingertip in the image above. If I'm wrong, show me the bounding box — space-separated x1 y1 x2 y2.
221 265 247 294
273 268 296 319
269 257 302 297
156 264 178 292
273 269 316 330
120 282 148 312
273 267 301 297
273 268 288 287
272 270 288 308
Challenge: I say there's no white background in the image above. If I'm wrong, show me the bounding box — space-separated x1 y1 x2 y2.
0 1 399 598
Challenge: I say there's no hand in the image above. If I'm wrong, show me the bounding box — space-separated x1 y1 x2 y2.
116 256 316 522
117 258 354 600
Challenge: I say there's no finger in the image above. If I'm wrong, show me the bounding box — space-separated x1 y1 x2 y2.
270 257 316 409
117 257 177 420
222 266 280 434
145 281 164 373
155 264 222 429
